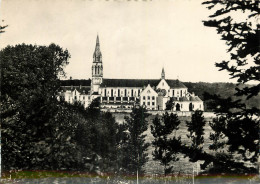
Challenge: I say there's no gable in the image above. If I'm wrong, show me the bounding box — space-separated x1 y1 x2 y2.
140 84 158 96
156 79 170 90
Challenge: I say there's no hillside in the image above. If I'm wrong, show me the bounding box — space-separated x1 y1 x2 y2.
183 82 260 111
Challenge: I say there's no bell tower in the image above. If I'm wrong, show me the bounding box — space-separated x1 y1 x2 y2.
92 35 103 93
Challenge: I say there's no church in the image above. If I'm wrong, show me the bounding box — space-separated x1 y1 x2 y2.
59 35 204 111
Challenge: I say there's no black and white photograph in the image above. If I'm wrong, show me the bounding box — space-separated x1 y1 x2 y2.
0 0 259 183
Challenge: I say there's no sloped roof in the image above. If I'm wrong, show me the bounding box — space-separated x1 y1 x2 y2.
100 78 186 88
60 79 91 86
60 86 91 94
165 80 187 88
100 79 159 87
172 96 202 102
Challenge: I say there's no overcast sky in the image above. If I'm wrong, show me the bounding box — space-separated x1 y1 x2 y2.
0 0 234 82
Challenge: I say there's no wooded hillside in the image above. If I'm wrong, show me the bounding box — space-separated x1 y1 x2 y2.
183 82 260 111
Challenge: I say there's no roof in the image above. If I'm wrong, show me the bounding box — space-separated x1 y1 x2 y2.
172 96 202 102
60 86 91 94
100 78 186 88
165 80 187 88
60 79 91 86
100 79 159 87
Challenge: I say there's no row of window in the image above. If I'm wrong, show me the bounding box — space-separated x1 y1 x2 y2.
143 96 155 100
67 95 91 101
143 101 155 106
103 88 142 97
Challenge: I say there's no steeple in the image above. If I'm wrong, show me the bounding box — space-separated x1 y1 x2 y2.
93 34 102 62
161 67 165 79
91 34 103 93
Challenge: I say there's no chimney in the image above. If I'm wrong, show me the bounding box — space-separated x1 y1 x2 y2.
70 76 72 80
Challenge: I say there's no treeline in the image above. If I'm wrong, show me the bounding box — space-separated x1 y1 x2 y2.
0 44 149 176
1 43 259 178
183 82 260 111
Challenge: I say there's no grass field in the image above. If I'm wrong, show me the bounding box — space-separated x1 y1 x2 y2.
113 113 215 175
143 120 214 176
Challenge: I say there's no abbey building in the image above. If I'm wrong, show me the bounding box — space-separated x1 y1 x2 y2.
59 35 204 111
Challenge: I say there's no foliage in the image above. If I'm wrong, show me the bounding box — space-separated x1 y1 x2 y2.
183 110 206 162
165 98 174 111
0 44 126 174
150 112 181 176
186 111 206 151
0 23 8 34
201 0 260 174
0 44 71 170
122 107 150 175
202 0 259 99
182 82 260 111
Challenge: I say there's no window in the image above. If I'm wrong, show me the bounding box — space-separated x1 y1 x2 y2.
152 102 155 105
148 96 150 100
74 96 77 100
172 90 174 96
152 96 155 100
83 96 85 100
143 96 145 100
147 102 150 105
143 102 145 105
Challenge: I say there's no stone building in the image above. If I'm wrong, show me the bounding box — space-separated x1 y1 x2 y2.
59 35 204 111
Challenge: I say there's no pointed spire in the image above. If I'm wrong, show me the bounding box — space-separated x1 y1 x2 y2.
96 34 100 46
93 34 102 62
161 67 165 79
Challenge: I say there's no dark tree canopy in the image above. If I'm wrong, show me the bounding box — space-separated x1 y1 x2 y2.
0 44 71 170
151 112 181 176
122 106 150 175
203 0 260 99
202 0 260 174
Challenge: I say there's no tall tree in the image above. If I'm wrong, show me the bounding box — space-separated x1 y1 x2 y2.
151 112 181 176
122 106 150 175
0 44 71 170
202 0 260 173
186 110 206 162
203 0 259 99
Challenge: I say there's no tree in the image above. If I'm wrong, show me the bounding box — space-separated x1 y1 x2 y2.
0 24 8 34
122 106 150 175
186 110 206 162
165 98 174 110
0 44 71 170
203 0 259 99
202 0 260 173
150 112 181 176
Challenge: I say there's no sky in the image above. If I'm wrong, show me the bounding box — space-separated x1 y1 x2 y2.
0 0 234 82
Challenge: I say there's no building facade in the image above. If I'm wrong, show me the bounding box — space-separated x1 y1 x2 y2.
59 35 204 111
